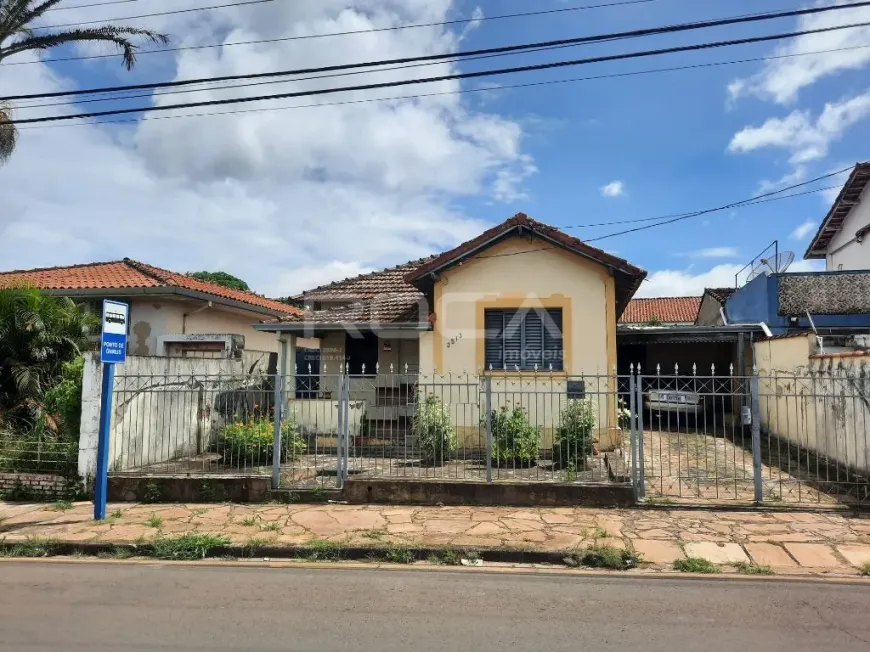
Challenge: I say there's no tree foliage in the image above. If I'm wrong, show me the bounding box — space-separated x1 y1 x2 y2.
0 1 168 164
188 271 251 292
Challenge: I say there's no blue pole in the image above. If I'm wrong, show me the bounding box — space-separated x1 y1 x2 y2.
93 362 115 520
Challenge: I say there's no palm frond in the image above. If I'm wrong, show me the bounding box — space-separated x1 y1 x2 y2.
0 0 34 42
2 24 168 68
0 100 15 165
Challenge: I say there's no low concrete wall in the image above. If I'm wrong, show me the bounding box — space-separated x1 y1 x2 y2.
0 472 73 499
342 478 633 507
107 475 270 503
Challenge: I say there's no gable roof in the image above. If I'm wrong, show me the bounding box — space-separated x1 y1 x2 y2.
300 256 436 301
0 259 300 317
405 213 647 317
806 162 870 259
620 296 701 324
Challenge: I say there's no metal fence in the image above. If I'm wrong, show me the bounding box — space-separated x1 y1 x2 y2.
0 424 78 476
103 365 870 505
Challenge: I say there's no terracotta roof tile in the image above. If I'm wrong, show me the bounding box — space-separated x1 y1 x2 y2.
705 287 736 304
620 296 702 324
301 257 436 301
0 259 300 316
281 292 425 325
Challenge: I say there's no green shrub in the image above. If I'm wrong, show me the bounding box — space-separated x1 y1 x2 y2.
673 557 720 574
150 534 230 560
0 418 77 474
43 357 85 441
413 394 456 464
215 415 305 466
565 545 641 571
488 405 540 466
553 399 596 469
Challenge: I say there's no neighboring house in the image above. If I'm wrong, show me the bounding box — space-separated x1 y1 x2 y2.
805 162 870 271
619 296 701 326
257 213 646 450
0 259 303 358
695 287 736 326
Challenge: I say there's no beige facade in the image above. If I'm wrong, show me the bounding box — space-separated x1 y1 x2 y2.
754 335 870 474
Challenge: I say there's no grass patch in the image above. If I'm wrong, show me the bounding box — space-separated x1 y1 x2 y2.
48 501 74 512
301 539 341 561
309 486 329 503
362 529 387 541
565 545 641 571
592 527 609 540
673 557 720 574
149 534 230 560
735 562 774 576
861 562 870 577
243 537 271 557
437 547 464 566
142 481 162 504
240 516 260 527
146 514 164 529
260 521 281 533
192 508 208 517
109 509 123 520
383 547 415 564
97 546 135 560
0 537 58 558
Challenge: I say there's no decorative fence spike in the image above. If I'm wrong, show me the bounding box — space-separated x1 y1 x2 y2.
674 362 679 375
307 363 312 374
729 363 734 376
656 363 661 375
711 363 716 375
549 363 553 371
630 362 635 373
692 362 697 375
405 363 409 374
361 363 366 375
376 362 380 374
534 363 538 372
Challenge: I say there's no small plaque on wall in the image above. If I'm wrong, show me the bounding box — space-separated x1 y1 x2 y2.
567 381 586 399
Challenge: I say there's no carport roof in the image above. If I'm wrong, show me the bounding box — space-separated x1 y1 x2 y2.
618 324 764 343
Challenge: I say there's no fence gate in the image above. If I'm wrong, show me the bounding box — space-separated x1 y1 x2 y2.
631 365 870 506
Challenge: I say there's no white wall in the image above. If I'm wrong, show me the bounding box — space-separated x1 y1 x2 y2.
826 184 870 271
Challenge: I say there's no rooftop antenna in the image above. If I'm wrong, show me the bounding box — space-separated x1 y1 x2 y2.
762 251 795 274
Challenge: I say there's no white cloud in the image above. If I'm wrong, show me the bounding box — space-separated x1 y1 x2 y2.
728 1 870 105
0 1 536 297
728 90 870 163
637 260 824 297
693 247 740 258
757 166 807 194
791 219 818 240
600 181 625 197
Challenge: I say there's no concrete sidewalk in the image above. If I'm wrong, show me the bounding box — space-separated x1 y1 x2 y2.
2 501 870 574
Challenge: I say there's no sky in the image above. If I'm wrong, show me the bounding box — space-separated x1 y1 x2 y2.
1 0 869 298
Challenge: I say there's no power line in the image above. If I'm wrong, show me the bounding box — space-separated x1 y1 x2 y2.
7 2 869 102
32 0 275 31
16 42 870 121
584 166 861 243
8 19 870 125
4 0 661 67
46 0 140 11
565 185 845 229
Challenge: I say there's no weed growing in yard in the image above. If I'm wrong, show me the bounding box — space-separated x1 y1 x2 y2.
260 521 281 533
48 501 73 512
240 516 260 527
143 481 162 504
243 538 271 557
861 562 870 577
146 514 164 529
592 527 609 539
383 547 414 564
150 534 230 560
559 463 578 483
309 485 329 502
302 539 341 561
109 509 123 520
193 508 208 516
734 562 774 576
565 545 641 571
98 546 135 560
673 557 720 574
0 537 58 557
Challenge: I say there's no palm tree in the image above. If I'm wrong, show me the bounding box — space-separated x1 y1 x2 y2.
0 0 168 163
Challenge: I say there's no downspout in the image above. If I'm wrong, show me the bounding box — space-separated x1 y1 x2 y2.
182 301 213 334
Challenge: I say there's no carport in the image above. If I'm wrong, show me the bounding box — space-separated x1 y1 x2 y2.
617 324 763 377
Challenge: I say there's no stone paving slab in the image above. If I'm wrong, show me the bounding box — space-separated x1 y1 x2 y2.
2 501 870 575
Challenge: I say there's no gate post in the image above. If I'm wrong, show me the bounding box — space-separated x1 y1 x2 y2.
751 369 764 504
635 370 646 499
485 373 493 483
340 369 350 486
272 336 288 490
629 366 638 500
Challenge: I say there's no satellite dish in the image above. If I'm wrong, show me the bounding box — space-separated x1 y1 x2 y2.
746 261 767 282
762 251 795 274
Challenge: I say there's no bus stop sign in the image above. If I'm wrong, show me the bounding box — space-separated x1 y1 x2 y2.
100 300 128 364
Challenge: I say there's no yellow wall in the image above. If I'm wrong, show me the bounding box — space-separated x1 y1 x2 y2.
429 236 614 376
425 236 620 448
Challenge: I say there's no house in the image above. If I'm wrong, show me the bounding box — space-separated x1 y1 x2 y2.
695 288 736 326
619 296 701 326
805 162 870 271
0 258 303 360
257 213 646 451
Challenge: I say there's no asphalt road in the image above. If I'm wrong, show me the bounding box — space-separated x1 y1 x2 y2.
2 562 870 651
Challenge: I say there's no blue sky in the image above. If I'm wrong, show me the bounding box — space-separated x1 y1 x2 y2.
1 0 868 296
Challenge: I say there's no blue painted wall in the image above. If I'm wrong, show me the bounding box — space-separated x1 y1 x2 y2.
724 273 870 334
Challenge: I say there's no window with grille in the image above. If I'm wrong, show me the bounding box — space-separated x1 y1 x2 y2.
484 308 564 371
